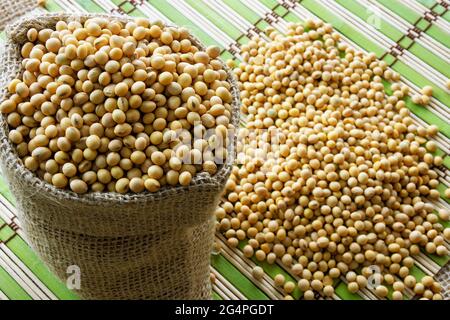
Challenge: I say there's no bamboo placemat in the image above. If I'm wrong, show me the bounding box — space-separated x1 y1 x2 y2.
0 0 448 300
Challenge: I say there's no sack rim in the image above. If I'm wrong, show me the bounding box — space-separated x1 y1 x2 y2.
0 12 240 206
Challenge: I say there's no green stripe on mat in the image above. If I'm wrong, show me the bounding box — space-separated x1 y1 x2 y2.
336 0 450 78
299 0 385 52
438 184 450 204
212 291 222 300
378 0 422 22
443 12 450 23
0 213 78 300
413 0 434 7
299 0 450 109
286 11 311 25
0 265 32 300
224 0 272 32
334 282 363 300
410 265 427 280
406 42 450 78
385 284 395 300
377 0 450 48
0 220 15 242
146 0 220 49
443 156 450 169
6 236 79 300
240 0 289 30
256 0 288 17
74 0 105 13
186 0 242 39
219 51 235 62
237 241 302 299
211 254 269 300
430 4 448 17
383 81 450 139
0 176 15 204
255 20 271 32
223 0 262 24
337 0 403 39
43 0 64 12
425 250 450 267
259 0 277 7
413 1 450 24
109 0 145 17
0 180 77 299
273 5 288 17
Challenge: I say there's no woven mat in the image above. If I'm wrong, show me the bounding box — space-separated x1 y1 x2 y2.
0 0 448 300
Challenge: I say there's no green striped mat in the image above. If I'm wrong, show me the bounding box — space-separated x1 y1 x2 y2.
0 0 449 300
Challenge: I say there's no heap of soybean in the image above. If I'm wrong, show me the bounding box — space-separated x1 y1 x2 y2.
1 17 233 194
217 20 449 300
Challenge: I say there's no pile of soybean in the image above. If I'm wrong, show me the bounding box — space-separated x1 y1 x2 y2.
217 20 450 300
1 17 234 194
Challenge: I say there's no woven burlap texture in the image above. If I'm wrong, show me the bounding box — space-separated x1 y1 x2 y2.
0 13 240 300
436 263 450 300
0 0 40 32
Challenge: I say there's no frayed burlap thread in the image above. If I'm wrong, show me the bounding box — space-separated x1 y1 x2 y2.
0 13 239 300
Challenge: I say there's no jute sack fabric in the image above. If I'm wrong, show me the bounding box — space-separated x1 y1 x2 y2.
0 0 39 32
0 13 240 299
436 263 450 300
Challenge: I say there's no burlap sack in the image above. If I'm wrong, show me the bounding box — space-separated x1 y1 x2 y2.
0 13 240 299
0 0 40 32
